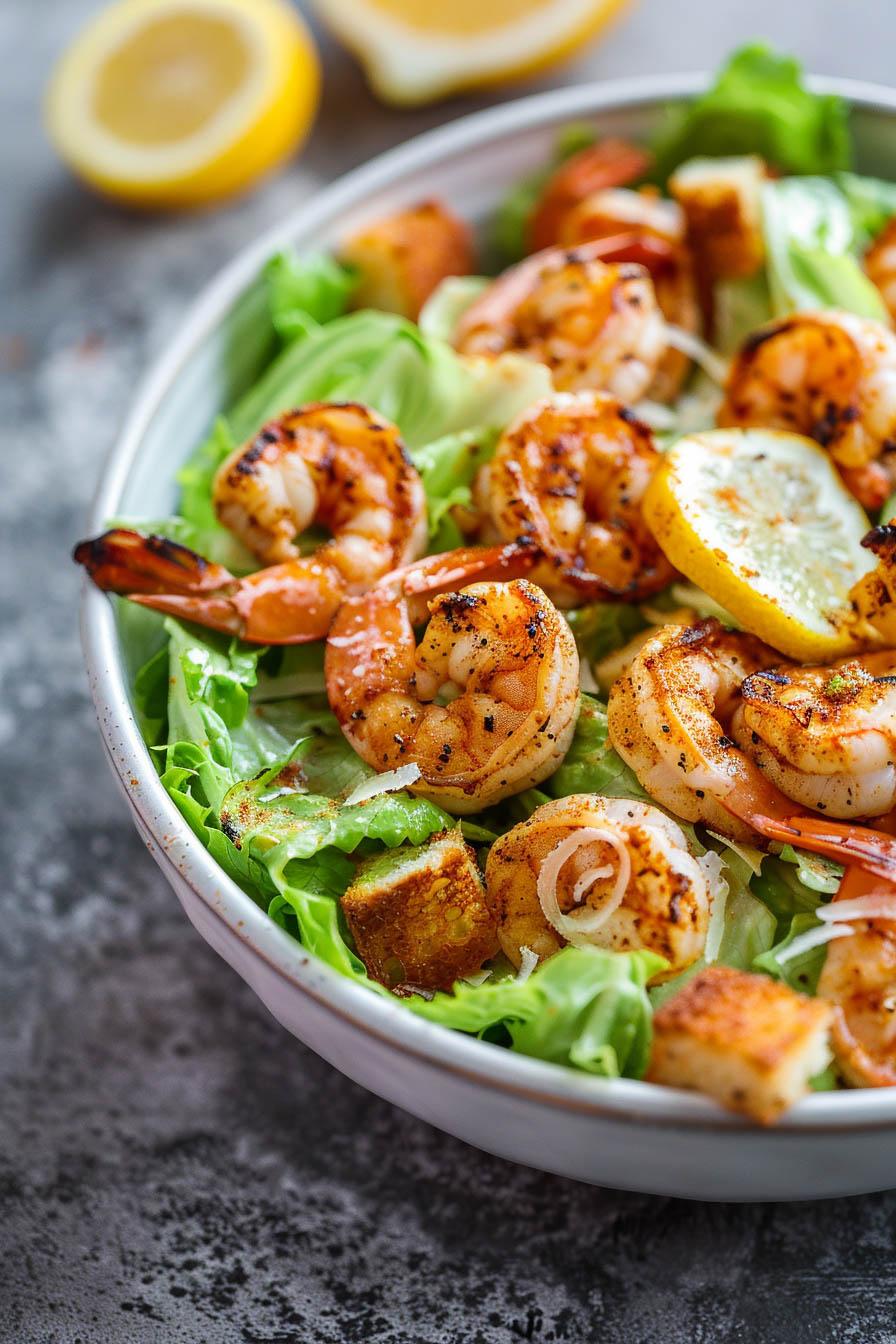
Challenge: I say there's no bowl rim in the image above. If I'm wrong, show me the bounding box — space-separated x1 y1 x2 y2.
81 68 896 1133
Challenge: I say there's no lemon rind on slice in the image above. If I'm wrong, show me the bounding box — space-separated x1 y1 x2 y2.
306 0 629 106
45 0 319 209
643 428 876 662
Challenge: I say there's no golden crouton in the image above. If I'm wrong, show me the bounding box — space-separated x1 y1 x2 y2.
648 965 834 1124
669 155 768 281
341 199 475 320
341 830 497 993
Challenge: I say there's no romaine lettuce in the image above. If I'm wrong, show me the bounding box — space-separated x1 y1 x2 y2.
652 44 851 181
761 176 888 320
411 946 665 1078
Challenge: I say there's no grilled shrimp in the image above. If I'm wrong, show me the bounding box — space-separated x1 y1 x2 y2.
851 521 896 646
473 391 674 605
75 403 428 644
324 544 580 813
528 138 651 252
212 402 427 567
556 187 702 402
865 218 896 324
485 794 711 979
817 865 896 1087
607 619 896 877
731 652 896 818
453 241 667 404
718 311 896 511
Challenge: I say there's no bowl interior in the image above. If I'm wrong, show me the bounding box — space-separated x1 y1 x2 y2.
86 74 896 1131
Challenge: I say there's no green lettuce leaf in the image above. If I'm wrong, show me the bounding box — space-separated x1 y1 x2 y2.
410 946 665 1078
265 250 357 342
418 276 490 343
546 694 649 802
410 425 500 549
650 859 778 1008
761 177 888 320
753 912 831 994
652 44 851 181
566 602 648 668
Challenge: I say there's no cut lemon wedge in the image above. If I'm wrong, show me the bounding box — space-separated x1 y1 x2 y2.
643 428 877 661
305 0 629 106
45 0 319 209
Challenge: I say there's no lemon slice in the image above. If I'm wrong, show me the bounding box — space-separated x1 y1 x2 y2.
643 428 876 661
306 0 629 106
45 0 319 209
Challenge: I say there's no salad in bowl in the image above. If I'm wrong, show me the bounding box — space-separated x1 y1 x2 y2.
76 46 896 1127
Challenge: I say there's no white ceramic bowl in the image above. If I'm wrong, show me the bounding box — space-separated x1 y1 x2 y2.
82 72 896 1201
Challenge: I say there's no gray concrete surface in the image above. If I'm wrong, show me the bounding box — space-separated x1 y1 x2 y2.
5 1 896 1339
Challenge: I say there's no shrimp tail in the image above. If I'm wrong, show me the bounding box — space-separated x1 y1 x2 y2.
73 528 236 596
74 527 337 643
753 813 896 882
400 539 539 598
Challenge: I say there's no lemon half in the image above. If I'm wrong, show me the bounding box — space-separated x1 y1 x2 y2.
45 0 319 209
644 428 876 661
306 0 629 106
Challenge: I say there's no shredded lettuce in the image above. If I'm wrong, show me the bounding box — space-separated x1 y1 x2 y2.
652 44 851 181
411 946 665 1078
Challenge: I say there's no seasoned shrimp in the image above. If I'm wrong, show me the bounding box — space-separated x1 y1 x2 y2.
75 403 428 644
865 218 896 323
324 544 580 813
341 199 475 320
453 241 667 404
557 187 702 402
473 391 675 605
607 619 896 876
817 865 896 1087
485 794 711 979
731 652 896 818
850 521 896 646
528 138 652 252
213 402 427 567
718 311 896 510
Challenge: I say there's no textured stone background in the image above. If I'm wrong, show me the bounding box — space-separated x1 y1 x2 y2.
5 2 896 1340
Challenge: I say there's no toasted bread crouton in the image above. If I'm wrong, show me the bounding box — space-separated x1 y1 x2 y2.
341 830 497 993
669 155 768 282
342 200 475 320
648 966 833 1124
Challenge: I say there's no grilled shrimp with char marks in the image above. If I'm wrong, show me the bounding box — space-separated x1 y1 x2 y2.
453 241 667 404
607 619 896 877
556 187 701 402
324 544 580 813
75 402 428 644
731 652 896 818
865 217 896 324
718 311 896 511
485 794 711 980
473 391 674 605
